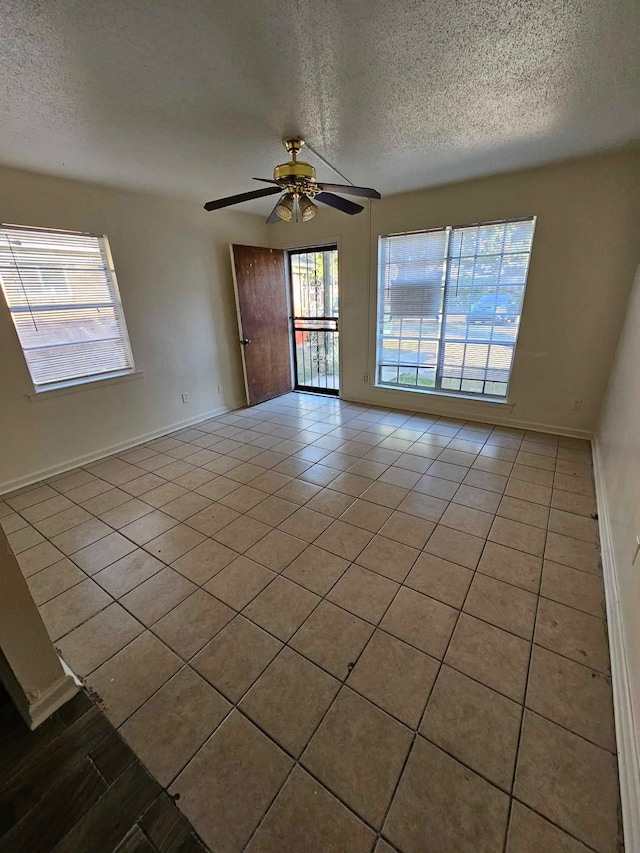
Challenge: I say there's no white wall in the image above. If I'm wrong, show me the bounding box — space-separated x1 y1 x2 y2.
0 165 269 491
596 263 640 834
276 148 640 435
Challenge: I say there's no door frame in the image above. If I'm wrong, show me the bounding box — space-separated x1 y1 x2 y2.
286 242 340 397
229 244 251 406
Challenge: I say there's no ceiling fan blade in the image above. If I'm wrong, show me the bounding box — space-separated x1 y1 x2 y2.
315 192 364 215
316 183 381 199
253 177 280 185
204 186 281 211
266 197 284 224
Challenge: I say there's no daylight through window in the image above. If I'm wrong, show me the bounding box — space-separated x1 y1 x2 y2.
376 217 535 399
0 225 134 391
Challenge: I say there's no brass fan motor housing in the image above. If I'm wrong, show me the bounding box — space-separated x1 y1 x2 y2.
273 161 316 182
273 137 317 190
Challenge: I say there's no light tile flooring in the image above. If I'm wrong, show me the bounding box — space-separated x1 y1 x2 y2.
1 393 622 852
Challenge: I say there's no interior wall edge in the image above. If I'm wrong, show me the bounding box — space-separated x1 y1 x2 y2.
0 398 245 497
592 438 640 852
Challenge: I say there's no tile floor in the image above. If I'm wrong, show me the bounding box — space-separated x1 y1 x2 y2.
1 393 622 852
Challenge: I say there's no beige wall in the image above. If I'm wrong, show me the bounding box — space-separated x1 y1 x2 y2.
0 165 269 491
596 263 640 774
2 149 638 489
276 148 640 435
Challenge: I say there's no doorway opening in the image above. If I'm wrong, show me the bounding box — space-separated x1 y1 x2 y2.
288 245 339 395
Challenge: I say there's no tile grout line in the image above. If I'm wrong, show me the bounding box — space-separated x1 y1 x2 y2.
501 508 547 853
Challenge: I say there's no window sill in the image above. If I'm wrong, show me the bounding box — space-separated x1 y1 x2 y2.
27 370 144 402
374 383 514 411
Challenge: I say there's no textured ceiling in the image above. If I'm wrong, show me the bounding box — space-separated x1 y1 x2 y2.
1 0 639 211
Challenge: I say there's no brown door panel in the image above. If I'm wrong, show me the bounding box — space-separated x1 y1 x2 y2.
231 245 292 405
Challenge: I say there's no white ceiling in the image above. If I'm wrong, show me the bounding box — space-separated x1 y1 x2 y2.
2 0 639 212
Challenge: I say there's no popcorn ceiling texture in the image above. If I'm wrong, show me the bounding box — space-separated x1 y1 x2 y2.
0 0 639 208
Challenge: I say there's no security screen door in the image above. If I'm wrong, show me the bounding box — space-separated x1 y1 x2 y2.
288 245 339 395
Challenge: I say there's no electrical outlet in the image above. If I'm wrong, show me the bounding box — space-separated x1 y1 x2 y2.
571 397 582 411
181 393 189 404
363 373 370 384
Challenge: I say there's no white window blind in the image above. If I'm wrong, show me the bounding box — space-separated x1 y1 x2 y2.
377 217 535 399
0 225 134 391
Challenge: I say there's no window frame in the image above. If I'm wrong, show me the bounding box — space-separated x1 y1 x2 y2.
374 216 536 403
0 224 136 395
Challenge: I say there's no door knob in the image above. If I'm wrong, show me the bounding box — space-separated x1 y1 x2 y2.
240 338 251 346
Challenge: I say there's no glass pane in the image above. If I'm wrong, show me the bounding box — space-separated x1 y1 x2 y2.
441 377 461 391
380 364 399 383
440 219 534 397
484 381 508 396
377 230 447 389
417 367 436 388
398 368 418 387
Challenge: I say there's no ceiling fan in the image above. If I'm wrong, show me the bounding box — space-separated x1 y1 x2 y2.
204 137 381 223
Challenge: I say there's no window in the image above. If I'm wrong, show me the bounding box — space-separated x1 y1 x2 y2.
376 217 535 399
0 225 134 391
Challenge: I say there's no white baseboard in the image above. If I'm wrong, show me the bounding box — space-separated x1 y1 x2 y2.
342 392 593 440
592 438 640 853
0 400 245 496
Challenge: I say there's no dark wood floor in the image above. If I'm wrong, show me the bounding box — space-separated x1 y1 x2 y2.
0 684 207 852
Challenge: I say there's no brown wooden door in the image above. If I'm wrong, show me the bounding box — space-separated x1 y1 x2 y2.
230 244 292 405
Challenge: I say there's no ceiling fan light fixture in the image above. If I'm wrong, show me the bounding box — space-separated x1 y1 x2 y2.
203 138 380 217
298 194 317 221
275 192 295 221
